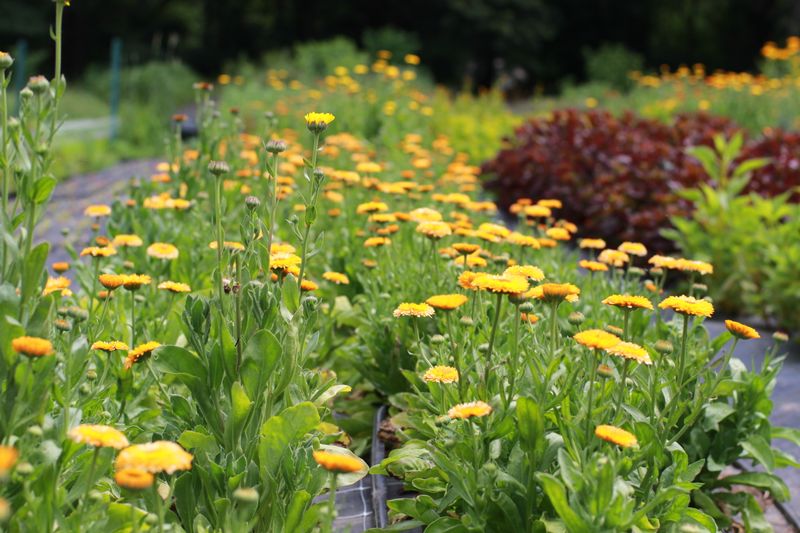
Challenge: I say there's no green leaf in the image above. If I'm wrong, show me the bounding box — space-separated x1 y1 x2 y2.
241 329 281 400
21 242 49 307
687 145 719 180
230 381 252 443
258 402 320 478
538 473 590 533
740 435 774 472
683 508 718 533
284 490 312 532
772 426 800 446
732 157 770 179
425 517 468 533
282 275 300 314
178 430 219 456
153 345 207 387
702 402 735 431
32 176 57 204
718 472 790 502
173 472 197 533
517 397 545 463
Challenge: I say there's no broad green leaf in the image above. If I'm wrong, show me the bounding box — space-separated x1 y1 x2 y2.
153 345 207 387
702 402 735 431
718 472 789 502
284 490 312 532
258 402 320 477
241 328 281 399
517 397 545 462
21 242 48 309
231 381 253 442
538 473 590 533
740 435 774 472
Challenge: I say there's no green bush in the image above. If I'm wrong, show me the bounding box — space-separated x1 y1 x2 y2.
583 43 644 91
293 37 368 79
664 134 800 332
362 26 421 60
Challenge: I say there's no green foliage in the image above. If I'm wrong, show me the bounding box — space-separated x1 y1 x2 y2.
362 27 421 59
583 43 643 91
664 134 800 331
294 37 369 80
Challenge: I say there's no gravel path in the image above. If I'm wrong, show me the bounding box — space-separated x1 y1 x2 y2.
37 158 158 264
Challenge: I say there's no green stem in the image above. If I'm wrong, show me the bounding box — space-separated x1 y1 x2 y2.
549 301 559 358
505 307 521 410
130 290 136 347
77 447 100 526
584 349 599 443
677 314 689 390
327 472 337 533
445 311 463 401
234 255 243 374
483 293 503 398
214 176 225 312
614 360 630 423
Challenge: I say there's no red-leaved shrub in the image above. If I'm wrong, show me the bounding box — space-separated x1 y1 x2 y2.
481 109 800 252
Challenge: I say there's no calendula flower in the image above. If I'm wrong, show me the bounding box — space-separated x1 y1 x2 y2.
648 255 677 269
520 312 539 324
124 341 161 370
68 425 129 449
523 205 552 218
472 273 529 295
270 252 302 271
312 449 363 473
99 273 127 290
504 265 545 282
457 271 480 290
158 281 191 293
725 320 760 340
618 242 647 257
208 240 245 252
52 261 70 273
673 258 713 275
598 249 629 267
423 365 459 383
115 441 193 474
416 221 452 239
147 243 179 260
578 260 608 272
43 276 71 296
300 279 319 292
84 204 111 217
322 272 350 285
112 234 143 247
0 446 19 476
91 340 129 352
369 213 396 224
545 227 570 241
448 401 492 420
595 424 638 448
452 243 480 254
12 336 53 357
356 201 389 214
122 274 151 291
579 238 606 249
115 468 154 490
305 112 335 133
538 198 562 209
426 294 468 310
534 283 581 303
602 294 654 310
605 342 652 365
658 295 714 318
393 303 435 318
364 236 391 248
573 329 621 350
506 232 541 248
80 246 117 258
355 161 382 174
454 254 487 268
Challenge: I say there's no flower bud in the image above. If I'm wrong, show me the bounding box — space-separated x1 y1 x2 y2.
773 331 789 343
19 87 33 101
654 339 673 355
15 462 33 475
605 325 623 337
27 75 49 94
79 383 91 395
460 316 474 326
518 301 535 313
245 195 260 209
208 160 230 177
0 52 13 70
429 334 446 345
26 425 43 437
233 487 259 504
67 306 89 322
54 318 72 332
0 497 10 522
87 369 98 381
266 139 287 154
597 363 614 379
692 283 708 293
478 342 490 353
568 311 585 325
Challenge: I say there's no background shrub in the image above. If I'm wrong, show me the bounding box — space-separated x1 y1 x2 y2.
583 43 644 91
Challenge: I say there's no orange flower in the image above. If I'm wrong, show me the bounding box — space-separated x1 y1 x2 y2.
471 273 529 295
91 340 129 352
422 365 459 383
448 401 492 420
0 446 19 476
503 265 545 282
602 294 654 310
595 425 638 448
124 341 161 370
99 273 127 290
68 424 129 449
364 236 391 248
312 449 364 474
393 303 435 318
80 246 117 258
12 336 53 357
322 272 350 285
724 320 760 340
618 241 647 257
573 329 621 350
115 468 154 490
116 441 193 474
112 234 143 248
122 274 152 291
605 341 652 365
578 260 608 272
579 238 606 249
426 294 468 310
658 295 714 318
416 221 452 239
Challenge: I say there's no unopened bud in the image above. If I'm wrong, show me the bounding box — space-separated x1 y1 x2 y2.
0 51 13 70
654 340 673 355
208 160 230 177
27 75 49 94
568 312 585 325
245 195 260 209
233 487 259 503
266 139 287 154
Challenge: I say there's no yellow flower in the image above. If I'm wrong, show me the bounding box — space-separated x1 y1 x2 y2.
124 341 161 370
477 222 510 238
393 303 435 318
99 273 127 290
471 273 529 295
458 271 480 290
355 162 382 174
312 449 364 474
115 441 193 474
423 365 459 383
112 234 143 247
725 320 760 340
80 246 117 258
426 294 468 310
147 242 179 260
84 204 112 217
416 221 452 239
579 238 606 250
454 254 487 268
545 227 570 241
364 236 391 248
0 446 18 476
115 468 154 490
52 261 70 273
648 255 677 269
573 329 621 350
504 265 545 282
322 272 350 285
43 276 71 296
304 112 335 131
605 342 652 365
270 252 302 270
506 232 541 248
618 241 647 257
11 336 53 357
208 240 246 252
300 279 319 292
578 260 608 272
448 401 492 420
602 294 654 310
658 295 714 318
523 205 552 218
538 198 562 209
598 249 629 267
534 283 581 303
271 242 296 254
673 258 714 275
356 201 389 214
452 242 480 254
595 425 638 448
122 274 152 291
158 281 191 293
520 312 539 324
68 424 129 449
409 207 443 223
91 340 129 352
